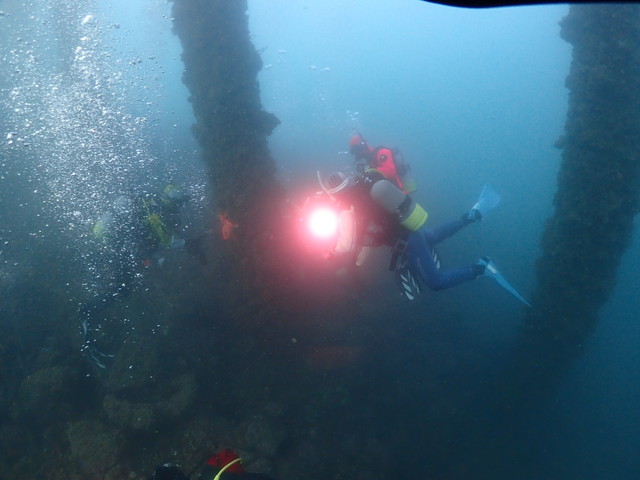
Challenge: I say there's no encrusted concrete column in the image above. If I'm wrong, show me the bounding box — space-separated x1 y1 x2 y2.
170 0 284 293
515 4 640 398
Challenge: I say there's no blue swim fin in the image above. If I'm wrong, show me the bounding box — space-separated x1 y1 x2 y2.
472 183 501 219
478 257 531 307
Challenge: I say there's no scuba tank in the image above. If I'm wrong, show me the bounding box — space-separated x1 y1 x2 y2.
370 179 428 231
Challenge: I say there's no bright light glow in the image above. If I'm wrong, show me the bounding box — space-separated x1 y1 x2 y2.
308 207 338 239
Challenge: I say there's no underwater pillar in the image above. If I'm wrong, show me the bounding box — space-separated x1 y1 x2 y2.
170 0 284 290
512 4 640 400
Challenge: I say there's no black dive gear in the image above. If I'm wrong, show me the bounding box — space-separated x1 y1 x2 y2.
151 464 188 480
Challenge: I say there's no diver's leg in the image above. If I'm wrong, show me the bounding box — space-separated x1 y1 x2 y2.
423 215 473 246
406 229 481 291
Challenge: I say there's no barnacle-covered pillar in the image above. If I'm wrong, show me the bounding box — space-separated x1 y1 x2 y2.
514 4 640 398
170 0 283 289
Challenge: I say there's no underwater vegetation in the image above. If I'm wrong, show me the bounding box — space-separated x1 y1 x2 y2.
513 4 640 400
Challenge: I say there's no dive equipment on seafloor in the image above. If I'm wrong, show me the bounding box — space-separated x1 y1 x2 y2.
370 178 428 230
212 458 243 480
477 257 532 307
150 448 276 480
151 463 188 480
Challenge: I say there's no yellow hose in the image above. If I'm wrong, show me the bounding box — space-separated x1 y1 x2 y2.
213 457 242 480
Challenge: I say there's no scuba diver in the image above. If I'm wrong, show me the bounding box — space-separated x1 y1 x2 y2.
314 154 530 306
150 448 276 480
80 184 208 367
92 184 207 268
